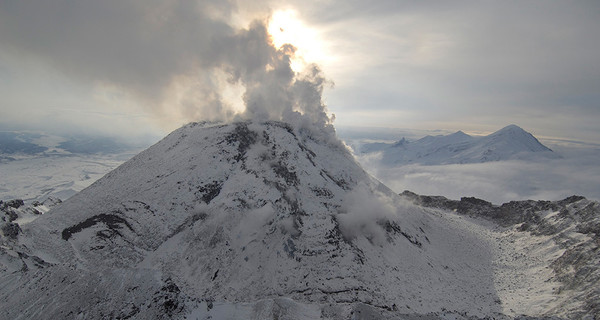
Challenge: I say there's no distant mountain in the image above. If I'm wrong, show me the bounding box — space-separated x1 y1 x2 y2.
358 125 556 165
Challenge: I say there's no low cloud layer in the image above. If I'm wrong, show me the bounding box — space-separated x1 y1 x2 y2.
0 0 333 136
356 144 600 204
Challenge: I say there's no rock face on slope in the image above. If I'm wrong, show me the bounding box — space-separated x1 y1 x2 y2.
401 191 600 319
1 197 61 239
358 124 555 165
0 121 513 319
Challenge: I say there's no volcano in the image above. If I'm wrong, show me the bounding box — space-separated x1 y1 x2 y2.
0 121 555 319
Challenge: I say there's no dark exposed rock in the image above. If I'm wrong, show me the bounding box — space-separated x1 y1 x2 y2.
225 122 258 162
25 207 42 215
196 180 223 204
382 221 422 247
62 213 134 241
211 269 219 281
311 187 334 199
1 197 64 225
153 278 184 317
271 162 299 187
399 190 573 228
283 238 297 258
5 199 24 209
320 170 350 190
557 195 586 206
1 222 21 239
4 208 18 222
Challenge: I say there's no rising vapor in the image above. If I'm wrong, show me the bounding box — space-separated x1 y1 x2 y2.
0 0 334 135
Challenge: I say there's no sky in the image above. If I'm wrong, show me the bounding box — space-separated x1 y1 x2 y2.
1 0 599 143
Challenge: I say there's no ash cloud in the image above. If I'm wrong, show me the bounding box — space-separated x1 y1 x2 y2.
0 0 334 135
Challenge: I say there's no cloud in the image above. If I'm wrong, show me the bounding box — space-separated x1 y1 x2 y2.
336 183 398 245
2 0 599 143
232 203 275 246
0 0 334 136
300 0 600 141
355 143 600 205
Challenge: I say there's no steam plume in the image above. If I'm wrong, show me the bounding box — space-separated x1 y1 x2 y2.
0 0 334 134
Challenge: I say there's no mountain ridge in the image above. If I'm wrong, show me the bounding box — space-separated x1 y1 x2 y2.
358 124 555 165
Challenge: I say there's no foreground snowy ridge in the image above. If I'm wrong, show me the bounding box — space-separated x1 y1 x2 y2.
0 121 595 319
401 191 600 319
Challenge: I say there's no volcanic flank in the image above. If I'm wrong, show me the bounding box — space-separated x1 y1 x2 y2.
1 121 509 319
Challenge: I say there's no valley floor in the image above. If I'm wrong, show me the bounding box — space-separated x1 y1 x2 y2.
438 211 565 317
0 153 132 202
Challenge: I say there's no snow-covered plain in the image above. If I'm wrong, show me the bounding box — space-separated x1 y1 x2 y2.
0 153 134 202
0 129 145 202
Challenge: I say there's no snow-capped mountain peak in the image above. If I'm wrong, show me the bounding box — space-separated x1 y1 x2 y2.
447 130 471 140
359 124 555 165
483 124 552 152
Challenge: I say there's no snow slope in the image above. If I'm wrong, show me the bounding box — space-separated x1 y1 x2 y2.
358 124 555 165
0 121 511 319
401 191 600 319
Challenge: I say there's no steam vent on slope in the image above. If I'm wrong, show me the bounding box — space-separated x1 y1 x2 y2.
1 121 597 319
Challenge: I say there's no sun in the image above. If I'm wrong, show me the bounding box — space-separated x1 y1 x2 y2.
268 9 325 72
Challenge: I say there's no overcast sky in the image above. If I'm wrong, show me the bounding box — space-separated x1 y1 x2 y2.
1 0 599 142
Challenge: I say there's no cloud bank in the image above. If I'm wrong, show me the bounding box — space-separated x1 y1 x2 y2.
0 0 333 135
356 144 600 205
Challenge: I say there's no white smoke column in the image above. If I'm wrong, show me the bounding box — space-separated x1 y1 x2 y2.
0 0 335 136
219 21 335 139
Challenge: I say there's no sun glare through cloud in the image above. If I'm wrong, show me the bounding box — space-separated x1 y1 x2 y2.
268 9 325 72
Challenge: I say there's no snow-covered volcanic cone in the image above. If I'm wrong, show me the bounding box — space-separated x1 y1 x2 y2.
0 121 505 319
